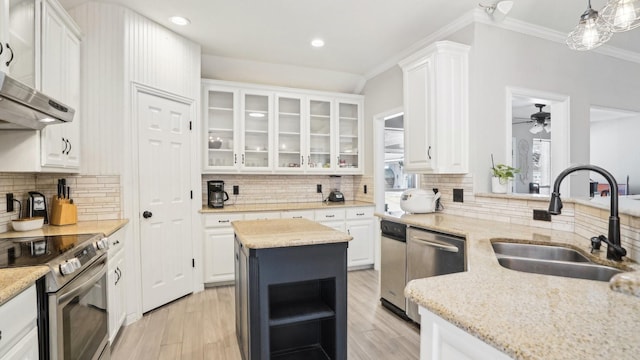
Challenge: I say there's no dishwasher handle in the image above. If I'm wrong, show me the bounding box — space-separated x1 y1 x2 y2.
409 235 459 253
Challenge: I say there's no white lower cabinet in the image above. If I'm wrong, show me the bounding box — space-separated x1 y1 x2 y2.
419 306 512 360
345 207 375 268
203 206 374 285
107 227 127 343
203 213 244 285
0 285 38 360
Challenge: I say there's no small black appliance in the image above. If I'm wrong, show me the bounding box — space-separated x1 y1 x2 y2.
208 180 229 208
328 190 345 202
27 191 49 224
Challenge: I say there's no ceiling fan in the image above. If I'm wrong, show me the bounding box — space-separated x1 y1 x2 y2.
513 104 551 134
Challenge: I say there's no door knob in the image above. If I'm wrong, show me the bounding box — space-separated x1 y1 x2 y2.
142 211 153 219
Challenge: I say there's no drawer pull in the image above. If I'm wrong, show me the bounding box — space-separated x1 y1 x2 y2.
325 214 335 218
356 212 365 216
218 220 230 223
292 216 303 219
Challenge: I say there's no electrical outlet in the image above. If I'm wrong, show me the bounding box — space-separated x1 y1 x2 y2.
6 193 14 212
233 185 239 195
363 185 367 194
453 189 464 203
533 209 551 222
317 184 322 193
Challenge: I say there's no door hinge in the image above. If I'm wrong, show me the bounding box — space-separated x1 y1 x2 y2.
190 190 193 199
192 259 195 268
189 121 192 130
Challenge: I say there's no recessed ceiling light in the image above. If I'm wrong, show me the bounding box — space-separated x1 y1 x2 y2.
311 38 325 48
169 16 191 26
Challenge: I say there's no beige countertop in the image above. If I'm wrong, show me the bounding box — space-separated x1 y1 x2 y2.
0 219 129 305
200 200 374 213
377 212 640 360
0 266 49 306
0 219 129 239
232 218 352 249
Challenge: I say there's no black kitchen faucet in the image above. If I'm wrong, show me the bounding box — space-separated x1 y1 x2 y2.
548 164 627 261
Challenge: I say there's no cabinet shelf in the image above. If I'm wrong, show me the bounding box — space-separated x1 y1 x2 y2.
309 133 330 137
339 117 357 121
339 135 357 139
208 128 234 132
279 112 301 116
245 129 268 134
209 106 233 112
209 149 233 152
269 299 335 327
278 131 301 136
271 345 331 360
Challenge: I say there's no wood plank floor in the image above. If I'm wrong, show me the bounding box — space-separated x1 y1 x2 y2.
111 269 419 359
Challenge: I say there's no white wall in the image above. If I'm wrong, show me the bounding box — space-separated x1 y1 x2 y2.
201 54 365 94
591 115 640 195
469 23 640 195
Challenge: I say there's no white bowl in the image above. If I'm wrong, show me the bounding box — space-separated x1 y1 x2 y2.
12 217 45 232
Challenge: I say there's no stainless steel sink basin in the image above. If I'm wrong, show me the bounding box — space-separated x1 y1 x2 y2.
492 242 591 262
492 241 623 282
496 257 622 282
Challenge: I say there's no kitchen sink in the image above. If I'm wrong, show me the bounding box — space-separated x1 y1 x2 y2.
492 241 623 282
491 242 591 262
496 257 622 282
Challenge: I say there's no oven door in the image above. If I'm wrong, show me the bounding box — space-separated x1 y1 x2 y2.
49 255 109 360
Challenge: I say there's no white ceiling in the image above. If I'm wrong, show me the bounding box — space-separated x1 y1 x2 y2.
58 0 640 79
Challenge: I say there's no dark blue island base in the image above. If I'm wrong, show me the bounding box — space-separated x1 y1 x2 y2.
235 236 348 360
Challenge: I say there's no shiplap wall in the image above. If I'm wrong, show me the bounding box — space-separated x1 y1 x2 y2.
67 2 201 175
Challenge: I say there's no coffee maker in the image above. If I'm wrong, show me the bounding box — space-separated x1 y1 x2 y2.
27 191 49 223
208 180 229 208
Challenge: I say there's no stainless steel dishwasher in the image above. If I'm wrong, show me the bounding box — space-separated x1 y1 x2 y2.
406 227 466 323
379 220 408 318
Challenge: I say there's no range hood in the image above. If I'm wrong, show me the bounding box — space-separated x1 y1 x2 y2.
0 71 75 130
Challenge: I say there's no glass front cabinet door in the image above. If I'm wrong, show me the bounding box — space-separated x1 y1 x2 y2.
336 100 362 174
275 94 304 172
204 87 239 171
307 98 333 172
241 91 272 170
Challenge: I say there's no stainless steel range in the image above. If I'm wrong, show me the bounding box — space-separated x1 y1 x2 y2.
0 233 110 360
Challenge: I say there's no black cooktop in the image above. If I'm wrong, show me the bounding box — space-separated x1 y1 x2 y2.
0 234 98 269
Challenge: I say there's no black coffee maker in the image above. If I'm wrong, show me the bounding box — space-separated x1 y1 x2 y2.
208 180 229 208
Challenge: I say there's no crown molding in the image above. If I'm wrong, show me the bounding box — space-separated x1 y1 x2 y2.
363 8 640 84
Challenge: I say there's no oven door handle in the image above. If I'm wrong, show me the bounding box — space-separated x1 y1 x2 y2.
409 236 459 253
58 259 107 304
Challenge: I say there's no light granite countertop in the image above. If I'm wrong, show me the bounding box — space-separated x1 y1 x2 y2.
0 219 129 306
200 200 374 213
232 218 352 249
377 212 640 360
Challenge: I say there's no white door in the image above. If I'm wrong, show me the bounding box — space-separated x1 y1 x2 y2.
137 91 193 313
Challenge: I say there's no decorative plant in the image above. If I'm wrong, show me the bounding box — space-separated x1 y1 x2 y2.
491 154 520 184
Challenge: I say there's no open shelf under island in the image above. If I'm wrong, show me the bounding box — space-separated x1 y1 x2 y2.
232 218 353 360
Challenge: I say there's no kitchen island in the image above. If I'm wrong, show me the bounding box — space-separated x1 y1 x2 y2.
377 212 640 360
232 218 352 360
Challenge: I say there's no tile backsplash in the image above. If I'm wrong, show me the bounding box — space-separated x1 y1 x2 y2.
201 174 369 206
0 173 121 233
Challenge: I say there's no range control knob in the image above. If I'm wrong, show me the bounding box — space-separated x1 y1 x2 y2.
60 260 78 276
95 238 109 250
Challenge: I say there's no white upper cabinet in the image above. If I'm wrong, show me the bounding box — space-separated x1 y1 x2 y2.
0 0 81 172
204 86 239 170
275 93 304 171
40 0 81 169
202 79 363 175
241 90 273 171
399 41 469 174
4 0 38 86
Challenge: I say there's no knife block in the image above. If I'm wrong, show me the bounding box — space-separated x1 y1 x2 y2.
50 197 78 226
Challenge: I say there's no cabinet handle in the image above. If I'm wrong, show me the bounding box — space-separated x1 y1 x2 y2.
234 153 237 164
218 219 230 223
301 156 304 165
0 42 3 56
348 229 351 235
66 139 72 155
242 154 245 164
5 43 13 67
356 212 365 216
114 240 120 245
62 138 68 154
114 267 120 285
292 216 302 219
325 214 335 218
427 146 432 160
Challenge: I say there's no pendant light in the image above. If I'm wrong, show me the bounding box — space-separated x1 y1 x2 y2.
601 0 640 32
567 0 613 51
